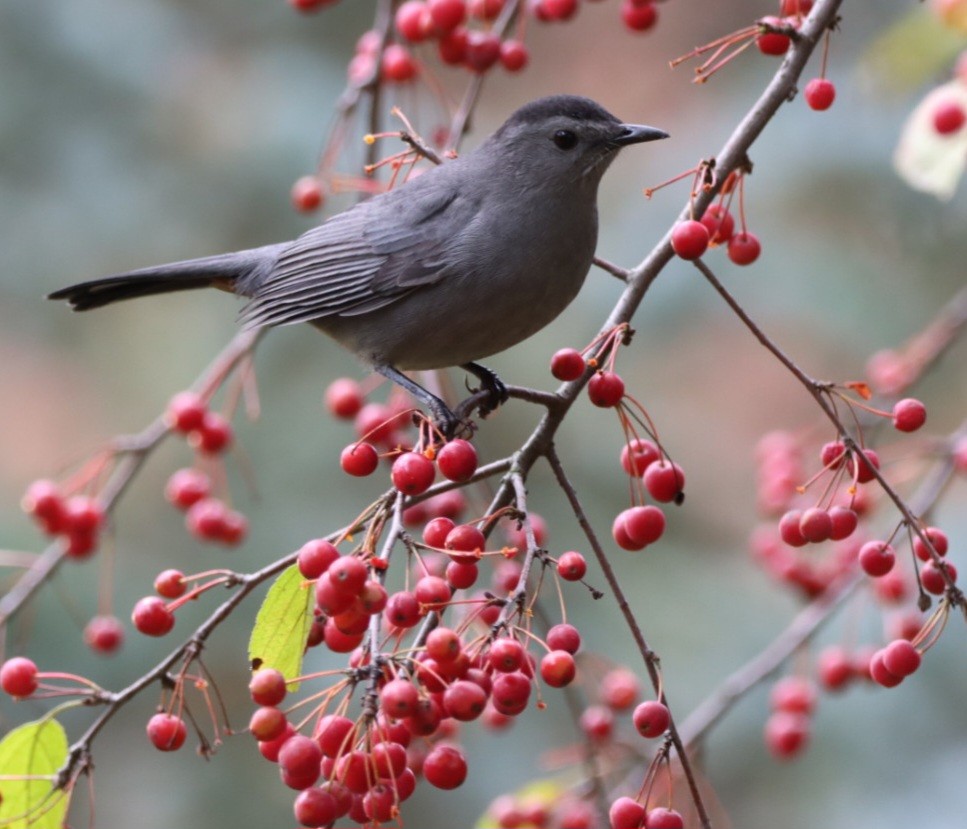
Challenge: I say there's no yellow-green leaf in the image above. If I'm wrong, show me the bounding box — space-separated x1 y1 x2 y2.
0 718 70 829
894 80 967 200
248 564 313 686
862 8 964 92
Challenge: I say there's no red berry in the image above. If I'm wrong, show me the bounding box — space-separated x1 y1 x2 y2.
489 638 526 673
804 77 836 110
437 439 478 482
587 371 625 407
428 0 466 32
391 451 436 495
1 657 39 698
381 44 419 82
882 639 921 678
414 575 452 609
816 646 852 692
550 347 586 381
798 507 833 543
600 667 640 710
278 734 322 788
190 411 233 454
384 590 421 629
438 27 468 64
154 568 186 599
763 711 810 759
464 30 501 72
443 679 488 721
858 540 895 577
380 678 420 718
396 1 432 42
324 378 364 419
131 596 175 636
770 676 817 715
539 650 576 687
185 497 229 542
613 506 665 551
556 550 587 581
64 495 104 535
869 650 904 688
913 526 948 562
609 797 645 829
166 391 206 433
258 722 295 762
491 671 531 715
756 16 791 56
780 0 813 14
445 523 486 561
499 39 529 71
165 467 211 510
249 706 287 742
340 442 379 477
469 0 503 18
445 559 478 588
249 668 287 707
540 0 579 21
423 744 468 789
290 176 324 212
828 506 858 541
328 555 368 595
700 204 735 245
848 448 880 484
933 99 966 135
620 438 661 476
727 231 761 265
424 516 456 548
778 509 807 547
146 713 187 751
84 614 124 654
579 704 614 740
294 787 338 828
621 0 658 32
821 440 847 468
646 808 684 829
297 538 340 579
921 559 957 595
632 700 670 738
892 398 926 432
547 623 581 654
670 219 709 260
643 460 685 503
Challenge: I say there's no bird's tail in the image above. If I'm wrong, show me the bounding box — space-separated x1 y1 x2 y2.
48 246 283 311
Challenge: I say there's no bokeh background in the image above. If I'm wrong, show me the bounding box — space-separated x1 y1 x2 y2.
2 1 966 828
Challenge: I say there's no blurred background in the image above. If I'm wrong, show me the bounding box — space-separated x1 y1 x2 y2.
1 1 966 827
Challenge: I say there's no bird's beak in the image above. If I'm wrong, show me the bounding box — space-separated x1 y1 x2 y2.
613 124 669 145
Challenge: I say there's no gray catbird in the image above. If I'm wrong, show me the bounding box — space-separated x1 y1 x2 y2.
49 95 667 434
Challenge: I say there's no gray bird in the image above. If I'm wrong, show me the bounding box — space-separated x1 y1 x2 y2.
49 95 667 434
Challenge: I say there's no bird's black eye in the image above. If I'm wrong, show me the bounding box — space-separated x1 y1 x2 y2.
552 129 578 150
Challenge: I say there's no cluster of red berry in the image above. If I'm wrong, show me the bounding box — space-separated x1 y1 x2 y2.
163 391 248 546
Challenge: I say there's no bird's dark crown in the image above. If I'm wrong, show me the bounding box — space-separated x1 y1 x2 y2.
502 95 622 130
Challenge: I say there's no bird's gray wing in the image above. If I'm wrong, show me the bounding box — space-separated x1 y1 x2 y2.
239 181 476 328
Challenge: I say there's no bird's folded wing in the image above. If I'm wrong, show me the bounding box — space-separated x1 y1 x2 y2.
239 184 477 328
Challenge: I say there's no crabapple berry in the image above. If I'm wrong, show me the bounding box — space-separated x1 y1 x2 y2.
437 439 478 482
324 377 364 418
290 176 324 212
646 808 684 829
643 460 685 503
165 467 211 510
132 596 175 636
540 650 576 687
165 391 207 433
278 734 323 789
804 78 836 110
798 507 833 543
858 541 896 578
550 347 586 381
380 678 420 718
764 711 810 759
499 39 529 71
190 411 233 454
892 398 926 432
632 700 670 738
780 508 808 546
464 30 501 72
921 559 957 595
294 788 338 828
727 231 761 265
670 219 709 260
340 442 379 477
816 646 852 691
613 505 665 550
423 744 468 789
154 568 186 599
580 704 614 741
384 590 421 628
621 0 658 32
249 668 287 707
756 16 791 56
146 713 187 751
620 438 661 476
587 371 625 407
443 680 489 721
391 451 436 494
770 676 817 715
913 526 948 562
933 99 966 135
609 797 645 829
556 551 587 581
828 506 858 541
84 614 124 654
381 44 419 82
297 538 340 579
600 667 640 710
848 448 880 483
428 0 466 32
547 623 581 654
1 657 39 698
249 706 287 742
700 203 735 244
869 651 903 688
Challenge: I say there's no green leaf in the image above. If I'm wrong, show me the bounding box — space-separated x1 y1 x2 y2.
0 718 70 829
248 564 313 686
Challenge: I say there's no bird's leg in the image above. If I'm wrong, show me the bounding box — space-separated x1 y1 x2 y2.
461 362 508 418
373 364 461 440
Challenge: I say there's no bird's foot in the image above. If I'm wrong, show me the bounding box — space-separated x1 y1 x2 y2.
461 362 508 419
